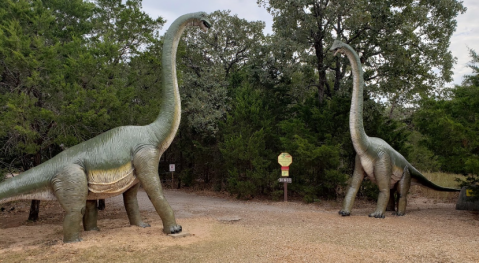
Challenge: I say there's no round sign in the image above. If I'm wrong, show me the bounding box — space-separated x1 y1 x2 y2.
278 153 292 167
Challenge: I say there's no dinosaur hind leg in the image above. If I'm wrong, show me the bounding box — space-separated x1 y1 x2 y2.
123 182 150 227
386 188 396 211
83 200 100 231
396 167 412 216
51 164 88 243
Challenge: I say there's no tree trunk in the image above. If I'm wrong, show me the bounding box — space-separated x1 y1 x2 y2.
28 151 42 221
312 4 328 105
28 200 40 221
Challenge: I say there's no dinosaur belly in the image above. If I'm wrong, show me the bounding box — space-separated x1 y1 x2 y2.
360 157 404 188
87 163 138 196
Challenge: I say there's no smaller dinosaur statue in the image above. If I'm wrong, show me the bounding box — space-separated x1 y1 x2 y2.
0 12 212 242
329 40 459 218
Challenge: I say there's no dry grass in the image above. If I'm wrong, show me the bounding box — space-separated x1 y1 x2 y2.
409 172 462 202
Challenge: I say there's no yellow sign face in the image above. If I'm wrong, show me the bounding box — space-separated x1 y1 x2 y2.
278 153 292 167
466 189 474 197
282 170 289 177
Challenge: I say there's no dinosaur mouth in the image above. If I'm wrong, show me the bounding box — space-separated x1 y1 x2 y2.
202 20 211 29
200 19 211 32
330 47 343 57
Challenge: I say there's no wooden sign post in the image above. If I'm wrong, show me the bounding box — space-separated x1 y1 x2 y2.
169 164 175 188
278 153 292 202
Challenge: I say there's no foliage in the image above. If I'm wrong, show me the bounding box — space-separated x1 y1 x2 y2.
165 10 269 192
0 2 470 203
179 10 266 136
462 49 479 87
414 49 479 195
219 84 277 199
278 107 347 201
0 0 165 173
405 131 440 172
414 86 479 174
0 0 95 170
257 0 466 114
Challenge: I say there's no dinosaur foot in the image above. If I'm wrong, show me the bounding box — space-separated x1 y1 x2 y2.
338 210 351 216
395 211 406 216
368 211 385 218
164 224 182 234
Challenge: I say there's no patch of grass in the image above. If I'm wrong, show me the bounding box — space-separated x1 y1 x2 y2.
409 172 461 202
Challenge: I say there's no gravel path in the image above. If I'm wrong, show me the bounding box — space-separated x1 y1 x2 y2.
109 189 316 218
1 189 479 262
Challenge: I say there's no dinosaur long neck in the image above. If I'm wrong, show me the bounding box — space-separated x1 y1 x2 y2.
149 14 194 150
343 45 370 155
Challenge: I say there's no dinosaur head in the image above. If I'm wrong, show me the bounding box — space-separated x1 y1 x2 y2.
330 39 346 56
189 12 212 32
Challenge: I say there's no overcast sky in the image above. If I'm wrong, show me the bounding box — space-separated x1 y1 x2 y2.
141 0 479 86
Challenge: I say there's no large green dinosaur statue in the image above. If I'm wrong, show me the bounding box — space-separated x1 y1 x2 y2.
0 12 212 242
329 40 459 218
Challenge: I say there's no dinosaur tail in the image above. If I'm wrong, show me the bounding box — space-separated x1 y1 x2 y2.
409 165 460 192
0 167 56 204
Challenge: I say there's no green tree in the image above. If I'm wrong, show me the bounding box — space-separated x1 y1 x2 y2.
462 49 479 87
413 50 479 195
414 86 479 174
219 84 277 199
257 0 466 113
179 10 266 136
62 0 165 136
0 0 97 220
0 0 165 217
166 10 267 189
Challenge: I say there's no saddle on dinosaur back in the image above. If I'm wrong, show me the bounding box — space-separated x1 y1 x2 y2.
0 12 212 243
330 40 460 218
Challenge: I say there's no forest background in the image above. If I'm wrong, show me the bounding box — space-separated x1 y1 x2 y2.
1 0 478 206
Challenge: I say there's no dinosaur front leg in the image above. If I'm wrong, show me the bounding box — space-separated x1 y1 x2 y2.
83 200 100 231
396 167 412 216
340 155 365 216
123 183 150 227
51 164 88 243
369 153 392 218
133 147 181 234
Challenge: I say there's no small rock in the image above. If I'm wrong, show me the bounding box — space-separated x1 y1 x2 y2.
168 232 192 238
217 216 241 222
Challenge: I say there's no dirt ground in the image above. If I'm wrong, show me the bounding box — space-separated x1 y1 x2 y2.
1 189 478 263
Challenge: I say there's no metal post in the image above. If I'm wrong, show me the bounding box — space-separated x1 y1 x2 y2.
171 172 174 189
284 181 288 202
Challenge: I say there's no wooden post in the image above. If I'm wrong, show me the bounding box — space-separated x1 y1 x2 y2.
171 172 174 189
